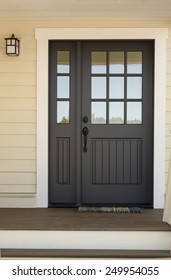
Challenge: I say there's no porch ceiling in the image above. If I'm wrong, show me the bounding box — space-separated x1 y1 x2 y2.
0 0 171 20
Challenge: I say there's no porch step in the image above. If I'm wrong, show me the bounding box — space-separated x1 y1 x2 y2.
1 249 171 259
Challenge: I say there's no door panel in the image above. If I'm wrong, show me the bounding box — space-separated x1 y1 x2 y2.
49 40 154 207
49 42 77 205
81 41 153 205
91 138 142 184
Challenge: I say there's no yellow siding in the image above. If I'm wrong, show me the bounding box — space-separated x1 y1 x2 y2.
0 123 36 134
0 73 36 86
0 160 36 172
0 85 36 97
0 135 35 147
0 98 36 110
0 147 36 159
0 19 171 207
0 185 36 193
0 172 36 184
0 111 36 122
0 22 36 206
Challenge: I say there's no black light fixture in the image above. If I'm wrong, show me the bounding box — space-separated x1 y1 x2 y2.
5 34 20 56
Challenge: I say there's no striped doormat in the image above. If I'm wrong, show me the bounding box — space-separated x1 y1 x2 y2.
78 207 142 213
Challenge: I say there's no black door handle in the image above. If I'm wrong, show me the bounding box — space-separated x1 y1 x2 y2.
82 127 89 152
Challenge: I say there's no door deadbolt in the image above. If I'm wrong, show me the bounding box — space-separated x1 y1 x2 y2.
83 116 88 123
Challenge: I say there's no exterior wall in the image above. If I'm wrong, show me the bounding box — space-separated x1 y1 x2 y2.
166 29 171 185
0 20 171 207
0 22 37 207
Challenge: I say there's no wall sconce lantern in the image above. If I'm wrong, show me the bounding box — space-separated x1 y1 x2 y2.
5 34 20 56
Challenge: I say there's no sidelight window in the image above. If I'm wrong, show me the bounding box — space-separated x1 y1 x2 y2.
56 51 71 124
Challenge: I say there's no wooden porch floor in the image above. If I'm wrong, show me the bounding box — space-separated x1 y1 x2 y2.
0 208 170 231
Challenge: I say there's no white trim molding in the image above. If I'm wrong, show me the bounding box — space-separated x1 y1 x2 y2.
35 28 168 208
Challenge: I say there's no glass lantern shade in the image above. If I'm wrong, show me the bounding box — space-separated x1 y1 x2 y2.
5 34 20 56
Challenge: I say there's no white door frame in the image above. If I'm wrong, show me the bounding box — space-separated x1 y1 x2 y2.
35 28 168 208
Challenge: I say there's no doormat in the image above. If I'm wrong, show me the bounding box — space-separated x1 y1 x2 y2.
78 207 142 213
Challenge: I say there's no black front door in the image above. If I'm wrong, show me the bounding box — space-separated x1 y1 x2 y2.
49 40 154 207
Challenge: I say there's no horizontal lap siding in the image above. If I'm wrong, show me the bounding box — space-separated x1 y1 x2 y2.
0 147 36 159
0 25 36 206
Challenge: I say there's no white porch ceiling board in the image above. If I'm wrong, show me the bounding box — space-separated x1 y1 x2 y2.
0 0 171 19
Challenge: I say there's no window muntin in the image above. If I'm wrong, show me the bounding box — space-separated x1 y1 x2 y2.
91 51 143 125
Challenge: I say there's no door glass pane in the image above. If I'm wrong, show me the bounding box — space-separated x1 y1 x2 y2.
92 77 106 99
109 52 124 74
127 102 142 124
127 77 142 99
57 101 70 124
127 52 142 74
57 76 70 98
57 51 70 73
91 102 106 124
109 77 124 99
109 102 124 124
91 52 106 74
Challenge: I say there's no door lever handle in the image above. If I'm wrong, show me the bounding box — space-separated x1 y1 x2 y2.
82 127 89 152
